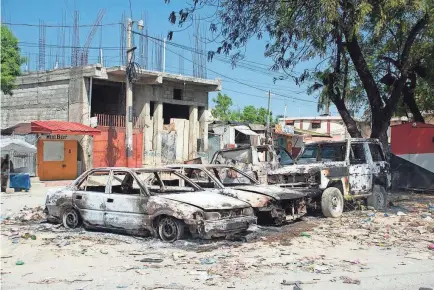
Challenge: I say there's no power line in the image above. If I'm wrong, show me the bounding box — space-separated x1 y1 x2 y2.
2 22 121 28
142 34 316 104
133 31 305 79
223 88 313 107
18 41 122 50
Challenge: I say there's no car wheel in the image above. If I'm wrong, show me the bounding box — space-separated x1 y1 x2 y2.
157 216 184 242
62 208 81 229
321 187 344 218
367 185 387 210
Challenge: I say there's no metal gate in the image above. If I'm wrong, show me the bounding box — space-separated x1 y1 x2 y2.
93 126 143 168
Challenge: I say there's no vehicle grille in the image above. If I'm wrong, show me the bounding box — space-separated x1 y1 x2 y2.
220 209 242 218
284 174 309 183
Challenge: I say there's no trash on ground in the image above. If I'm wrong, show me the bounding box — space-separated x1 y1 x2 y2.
300 232 311 238
340 276 361 285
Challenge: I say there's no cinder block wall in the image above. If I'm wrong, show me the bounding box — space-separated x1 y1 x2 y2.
1 79 69 128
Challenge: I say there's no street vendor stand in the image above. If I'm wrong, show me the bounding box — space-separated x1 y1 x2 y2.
1 137 37 192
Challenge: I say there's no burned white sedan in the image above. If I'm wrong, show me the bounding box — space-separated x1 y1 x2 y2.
167 164 307 225
44 167 256 242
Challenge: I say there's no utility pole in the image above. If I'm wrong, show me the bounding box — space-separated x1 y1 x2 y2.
283 104 287 125
162 37 167 72
125 18 133 167
266 90 272 144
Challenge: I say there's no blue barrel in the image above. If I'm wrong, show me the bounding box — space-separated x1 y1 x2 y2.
9 173 31 191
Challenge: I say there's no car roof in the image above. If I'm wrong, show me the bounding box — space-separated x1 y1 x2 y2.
305 138 381 145
91 167 175 173
167 164 232 169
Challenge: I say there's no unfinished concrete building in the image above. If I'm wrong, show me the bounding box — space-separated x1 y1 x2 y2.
1 64 221 173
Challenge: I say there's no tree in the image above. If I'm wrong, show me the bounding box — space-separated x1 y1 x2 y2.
211 92 233 121
165 0 433 147
1 25 25 95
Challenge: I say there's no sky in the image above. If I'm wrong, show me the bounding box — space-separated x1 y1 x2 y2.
1 0 338 118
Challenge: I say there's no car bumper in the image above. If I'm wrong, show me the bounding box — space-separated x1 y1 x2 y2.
195 216 256 239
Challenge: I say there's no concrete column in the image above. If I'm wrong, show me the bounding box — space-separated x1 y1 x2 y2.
153 102 163 165
189 106 198 159
142 101 152 165
199 108 208 152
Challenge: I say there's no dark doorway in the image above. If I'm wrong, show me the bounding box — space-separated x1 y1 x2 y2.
163 103 190 124
91 80 125 116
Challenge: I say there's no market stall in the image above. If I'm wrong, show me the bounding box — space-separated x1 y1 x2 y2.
1 137 37 192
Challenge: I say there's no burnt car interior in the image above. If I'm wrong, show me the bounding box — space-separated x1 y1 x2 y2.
350 143 366 164
77 171 109 193
297 143 347 164
184 168 216 188
139 171 198 194
111 172 141 195
210 167 256 187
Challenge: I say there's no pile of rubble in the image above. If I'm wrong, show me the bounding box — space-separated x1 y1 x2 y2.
313 193 434 252
1 206 45 224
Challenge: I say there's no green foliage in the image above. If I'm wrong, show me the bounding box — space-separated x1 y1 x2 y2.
167 0 433 137
1 25 25 95
211 92 233 121
211 93 272 124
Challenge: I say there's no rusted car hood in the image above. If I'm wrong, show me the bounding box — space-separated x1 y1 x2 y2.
269 163 326 175
161 192 248 210
232 185 307 200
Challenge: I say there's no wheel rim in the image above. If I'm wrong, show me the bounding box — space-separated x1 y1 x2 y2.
330 194 342 213
65 210 78 228
375 190 384 209
160 218 177 241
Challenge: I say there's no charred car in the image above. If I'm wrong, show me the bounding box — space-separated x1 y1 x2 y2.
166 164 306 225
44 167 256 242
268 139 390 218
210 145 293 184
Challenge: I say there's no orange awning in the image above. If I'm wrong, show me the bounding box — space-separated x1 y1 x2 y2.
31 121 101 135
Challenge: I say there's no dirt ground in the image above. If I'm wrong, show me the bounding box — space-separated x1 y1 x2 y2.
1 189 434 290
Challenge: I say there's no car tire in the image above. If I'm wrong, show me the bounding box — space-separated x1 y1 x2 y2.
321 187 344 218
367 185 387 210
157 216 184 242
62 207 82 229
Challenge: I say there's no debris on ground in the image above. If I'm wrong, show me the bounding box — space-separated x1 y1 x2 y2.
1 206 45 224
140 258 164 263
340 276 361 285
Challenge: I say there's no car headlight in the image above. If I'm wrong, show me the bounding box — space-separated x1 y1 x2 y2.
193 211 204 220
242 207 254 216
204 211 221 220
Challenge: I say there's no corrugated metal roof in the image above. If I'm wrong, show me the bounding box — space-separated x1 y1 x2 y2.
31 121 101 135
248 124 266 131
1 123 32 135
234 125 259 136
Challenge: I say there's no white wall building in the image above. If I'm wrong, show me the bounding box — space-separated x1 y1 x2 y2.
279 115 350 141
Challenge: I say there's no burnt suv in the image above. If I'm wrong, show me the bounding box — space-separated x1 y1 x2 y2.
267 139 390 218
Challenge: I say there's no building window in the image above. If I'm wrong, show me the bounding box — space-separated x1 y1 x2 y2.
285 120 294 125
173 89 183 100
311 121 321 129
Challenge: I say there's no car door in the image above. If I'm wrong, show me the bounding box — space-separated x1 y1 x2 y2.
72 170 109 227
103 170 149 231
367 142 390 188
348 142 372 194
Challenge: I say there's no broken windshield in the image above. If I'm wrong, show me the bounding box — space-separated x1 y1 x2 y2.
209 167 257 187
296 143 347 164
136 170 201 195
